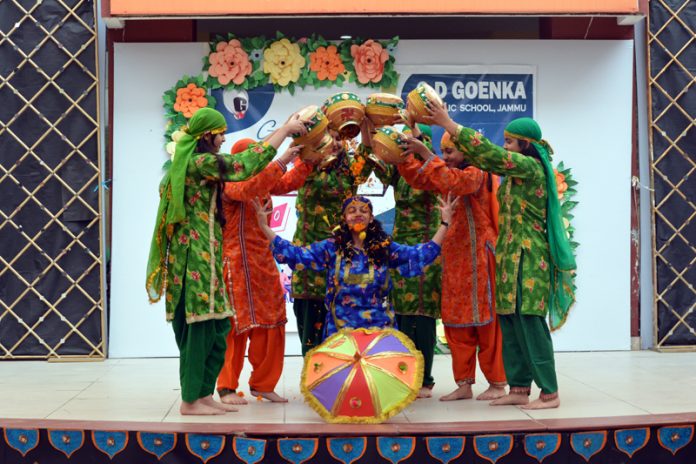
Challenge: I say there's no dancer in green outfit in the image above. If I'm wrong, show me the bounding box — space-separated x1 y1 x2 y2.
146 107 306 415
424 104 576 409
368 122 442 399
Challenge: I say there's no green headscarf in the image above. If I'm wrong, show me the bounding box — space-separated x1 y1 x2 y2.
418 123 435 152
146 107 227 303
504 117 576 330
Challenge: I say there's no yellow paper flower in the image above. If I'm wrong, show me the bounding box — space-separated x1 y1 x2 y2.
263 38 306 86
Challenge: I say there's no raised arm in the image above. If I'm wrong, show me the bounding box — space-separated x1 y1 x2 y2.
403 154 484 197
223 145 303 201
223 161 284 202
193 143 277 182
269 236 333 272
396 154 437 191
270 158 314 195
387 241 441 278
423 102 544 180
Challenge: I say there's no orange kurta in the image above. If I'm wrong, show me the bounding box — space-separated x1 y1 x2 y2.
399 155 505 385
222 159 313 333
218 158 313 393
399 156 498 326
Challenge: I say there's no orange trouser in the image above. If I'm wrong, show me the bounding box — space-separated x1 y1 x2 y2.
217 324 285 392
444 315 506 386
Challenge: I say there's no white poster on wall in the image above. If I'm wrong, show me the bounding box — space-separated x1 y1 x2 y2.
110 40 633 357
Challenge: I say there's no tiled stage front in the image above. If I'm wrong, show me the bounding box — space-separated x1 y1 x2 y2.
1 351 695 462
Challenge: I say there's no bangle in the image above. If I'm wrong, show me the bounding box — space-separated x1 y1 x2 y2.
417 156 433 174
274 159 288 173
441 220 449 227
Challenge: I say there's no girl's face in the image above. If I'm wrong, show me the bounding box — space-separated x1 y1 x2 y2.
211 133 225 153
442 146 466 168
343 202 372 228
503 137 523 153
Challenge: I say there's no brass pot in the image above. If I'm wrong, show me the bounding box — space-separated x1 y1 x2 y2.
406 83 443 123
366 93 405 127
322 92 365 139
299 132 336 164
293 105 329 147
372 126 407 165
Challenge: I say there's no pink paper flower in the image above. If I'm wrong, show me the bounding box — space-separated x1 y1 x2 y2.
350 40 389 84
208 39 253 86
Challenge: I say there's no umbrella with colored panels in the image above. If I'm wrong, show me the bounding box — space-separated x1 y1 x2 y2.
301 327 423 423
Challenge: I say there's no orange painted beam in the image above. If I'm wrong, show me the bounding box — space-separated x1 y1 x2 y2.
109 0 640 16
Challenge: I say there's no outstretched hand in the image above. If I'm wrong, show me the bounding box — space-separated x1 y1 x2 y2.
421 100 452 128
251 197 273 229
279 144 303 165
437 193 459 224
284 113 308 138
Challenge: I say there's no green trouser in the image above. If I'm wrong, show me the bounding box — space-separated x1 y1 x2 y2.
498 270 558 395
293 299 327 356
395 314 436 388
172 294 231 403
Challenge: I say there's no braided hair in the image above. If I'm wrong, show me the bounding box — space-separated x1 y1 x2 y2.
197 133 227 228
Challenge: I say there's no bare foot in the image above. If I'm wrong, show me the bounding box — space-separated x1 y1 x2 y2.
489 393 529 406
180 399 226 415
220 393 248 405
250 389 288 403
439 384 473 401
476 385 507 401
200 395 238 412
417 387 433 399
520 396 560 410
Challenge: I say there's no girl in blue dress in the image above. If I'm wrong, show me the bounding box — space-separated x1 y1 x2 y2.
253 194 456 339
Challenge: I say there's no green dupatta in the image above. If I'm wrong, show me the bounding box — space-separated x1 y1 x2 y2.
504 117 577 330
146 107 227 302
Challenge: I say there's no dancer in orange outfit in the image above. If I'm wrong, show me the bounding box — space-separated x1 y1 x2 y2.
399 132 507 401
217 138 314 404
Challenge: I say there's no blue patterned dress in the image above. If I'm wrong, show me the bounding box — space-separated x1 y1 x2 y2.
270 236 441 338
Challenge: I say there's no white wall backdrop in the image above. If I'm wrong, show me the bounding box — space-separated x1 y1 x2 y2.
110 40 633 357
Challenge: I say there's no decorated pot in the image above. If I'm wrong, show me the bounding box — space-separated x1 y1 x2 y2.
293 105 329 147
406 83 443 123
299 132 336 164
322 92 365 139
365 93 405 127
372 126 407 165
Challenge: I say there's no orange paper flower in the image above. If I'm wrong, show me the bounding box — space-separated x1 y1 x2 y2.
309 45 345 81
174 83 208 118
350 40 389 84
208 39 253 86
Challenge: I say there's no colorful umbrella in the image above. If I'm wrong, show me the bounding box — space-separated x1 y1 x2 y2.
301 327 423 424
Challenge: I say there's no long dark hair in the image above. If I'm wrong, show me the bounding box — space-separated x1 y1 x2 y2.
197 134 227 228
518 140 540 159
332 220 392 266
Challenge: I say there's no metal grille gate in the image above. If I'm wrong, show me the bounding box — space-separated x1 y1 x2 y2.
0 0 104 359
648 0 696 349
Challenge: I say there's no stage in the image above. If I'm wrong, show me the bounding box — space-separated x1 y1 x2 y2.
2 351 695 463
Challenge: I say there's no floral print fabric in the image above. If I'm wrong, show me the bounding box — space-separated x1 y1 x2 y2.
454 126 552 317
372 163 442 318
164 144 276 324
271 236 441 337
